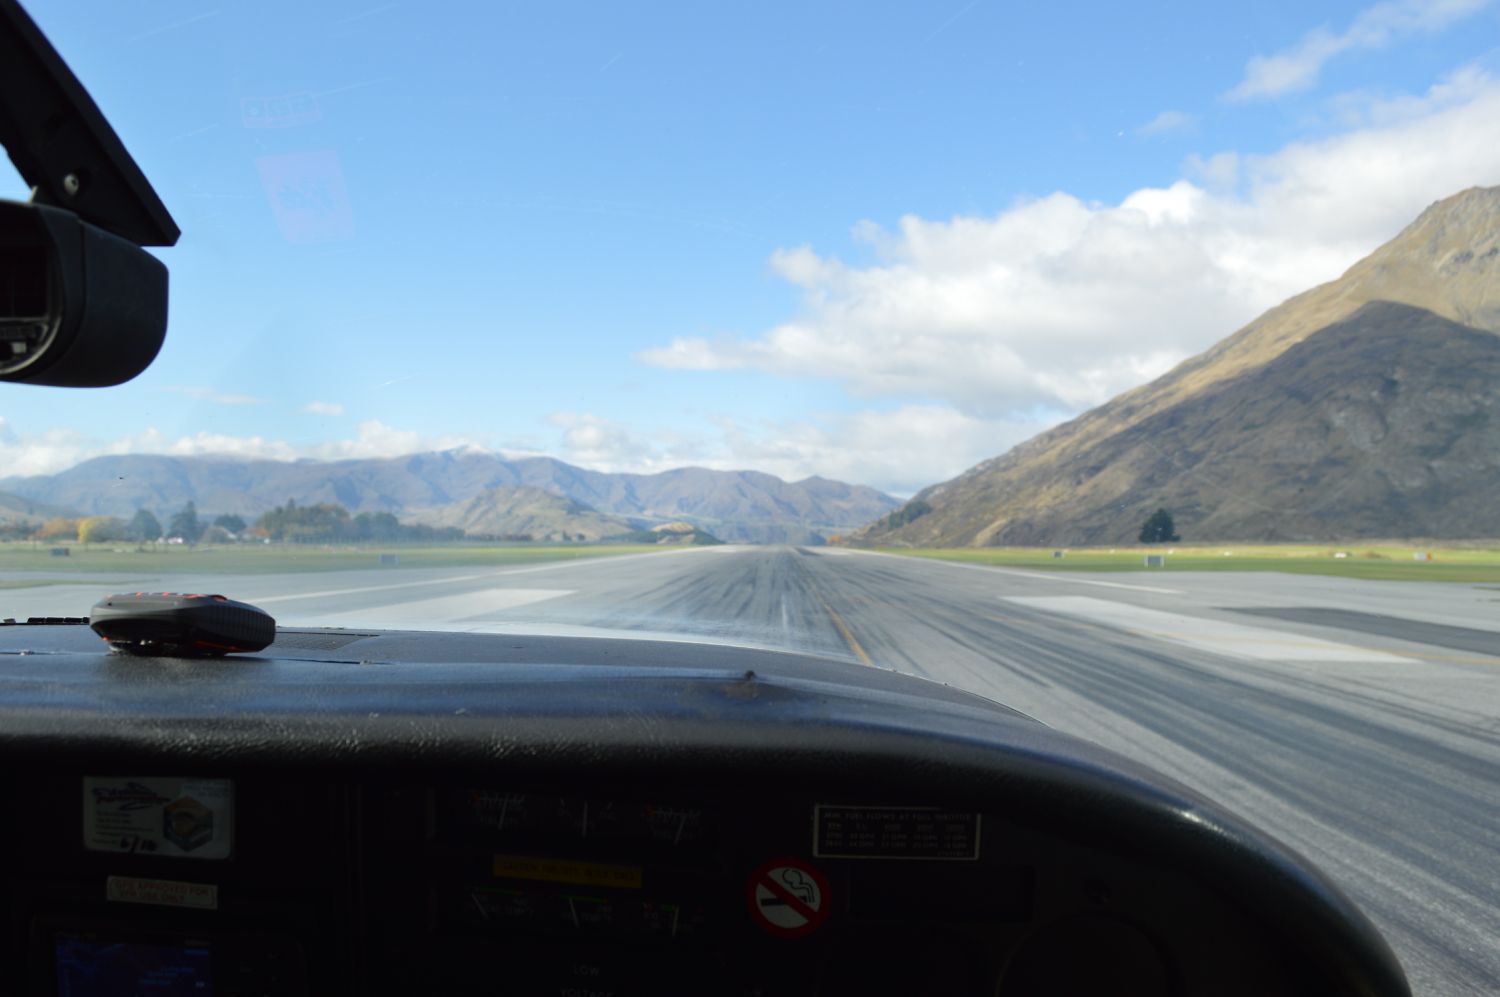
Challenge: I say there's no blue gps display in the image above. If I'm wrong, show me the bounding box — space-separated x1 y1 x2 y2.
54 936 211 995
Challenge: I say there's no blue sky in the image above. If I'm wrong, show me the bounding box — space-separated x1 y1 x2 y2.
4 0 1499 494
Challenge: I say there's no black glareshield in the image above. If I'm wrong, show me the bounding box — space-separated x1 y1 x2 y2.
0 202 168 386
0 0 179 387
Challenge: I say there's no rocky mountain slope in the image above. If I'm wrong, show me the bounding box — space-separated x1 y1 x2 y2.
617 521 725 546
407 486 635 542
0 491 72 527
855 186 1500 545
0 452 897 545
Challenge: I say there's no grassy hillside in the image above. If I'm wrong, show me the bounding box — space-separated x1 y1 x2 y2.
0 542 662 576
882 543 1500 583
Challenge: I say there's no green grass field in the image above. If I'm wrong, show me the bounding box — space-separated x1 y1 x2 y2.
0 542 662 577
883 543 1500 583
7 539 1497 585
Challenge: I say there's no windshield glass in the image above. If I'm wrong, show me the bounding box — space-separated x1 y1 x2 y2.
4 2 1500 992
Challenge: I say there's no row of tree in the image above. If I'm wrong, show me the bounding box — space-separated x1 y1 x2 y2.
21 503 233 545
8 500 461 545
253 501 461 543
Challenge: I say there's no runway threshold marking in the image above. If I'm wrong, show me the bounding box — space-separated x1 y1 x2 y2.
834 549 1182 594
975 566 1182 595
251 548 700 604
299 587 574 626
1005 596 1415 663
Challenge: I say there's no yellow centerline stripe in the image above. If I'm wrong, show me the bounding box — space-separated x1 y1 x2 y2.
820 598 874 667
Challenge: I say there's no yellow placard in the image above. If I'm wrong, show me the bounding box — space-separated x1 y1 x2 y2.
491 854 643 890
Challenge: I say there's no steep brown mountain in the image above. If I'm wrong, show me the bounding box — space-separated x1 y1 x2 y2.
855 186 1500 545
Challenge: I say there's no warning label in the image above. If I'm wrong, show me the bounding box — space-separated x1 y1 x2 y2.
746 859 829 938
813 805 979 860
82 777 234 860
106 876 218 910
491 854 643 890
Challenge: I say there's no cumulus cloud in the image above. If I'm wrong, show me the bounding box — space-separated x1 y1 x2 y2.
0 419 487 478
697 407 1045 497
1225 0 1493 102
0 405 1011 496
641 69 1500 420
548 412 659 469
543 408 1045 496
0 419 155 478
302 400 345 416
1137 110 1195 135
1324 62 1495 126
168 421 483 462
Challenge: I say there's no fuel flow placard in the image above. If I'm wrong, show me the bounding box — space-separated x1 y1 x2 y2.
813 805 979 860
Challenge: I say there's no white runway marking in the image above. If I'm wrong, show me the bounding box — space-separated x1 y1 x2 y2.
975 566 1182 594
837 548 1182 594
292 588 573 627
253 548 709 604
1005 595 1414 663
254 573 507 603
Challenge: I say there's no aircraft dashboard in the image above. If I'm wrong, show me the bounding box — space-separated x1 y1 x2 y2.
0 624 1411 996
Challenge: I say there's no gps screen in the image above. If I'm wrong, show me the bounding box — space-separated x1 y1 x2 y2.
54 936 211 995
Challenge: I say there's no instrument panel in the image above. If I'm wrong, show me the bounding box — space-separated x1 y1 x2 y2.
1 772 1322 996
0 625 1410 996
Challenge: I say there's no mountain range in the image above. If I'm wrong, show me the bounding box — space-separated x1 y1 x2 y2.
855 186 1500 545
0 451 898 545
0 491 70 526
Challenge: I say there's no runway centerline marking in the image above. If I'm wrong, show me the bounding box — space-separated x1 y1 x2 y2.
1005 595 1415 663
817 598 874 667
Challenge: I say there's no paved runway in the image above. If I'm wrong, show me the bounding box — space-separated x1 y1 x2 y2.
5 545 1499 994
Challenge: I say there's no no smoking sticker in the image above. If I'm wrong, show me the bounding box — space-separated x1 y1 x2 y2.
746 858 830 937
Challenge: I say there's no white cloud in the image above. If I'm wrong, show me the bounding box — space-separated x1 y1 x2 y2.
1324 62 1494 126
302 400 345 416
0 419 487 479
0 419 148 477
0 407 1028 496
159 385 267 405
1226 0 1493 102
698 407 1046 497
1183 151 1241 189
170 420 483 462
641 68 1500 422
548 412 658 469
542 408 1047 496
1137 110 1195 135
